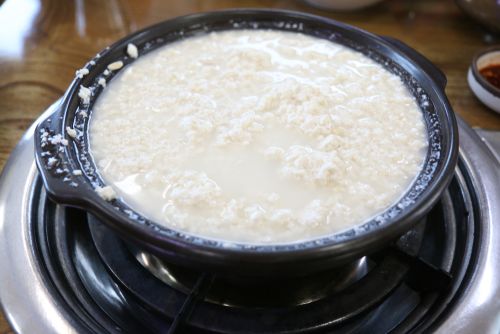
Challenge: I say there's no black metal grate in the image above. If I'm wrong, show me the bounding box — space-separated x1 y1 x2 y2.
32 168 478 334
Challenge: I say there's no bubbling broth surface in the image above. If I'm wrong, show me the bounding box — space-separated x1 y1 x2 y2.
90 30 428 244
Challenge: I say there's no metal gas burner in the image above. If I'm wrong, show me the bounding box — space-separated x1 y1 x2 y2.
0 101 499 333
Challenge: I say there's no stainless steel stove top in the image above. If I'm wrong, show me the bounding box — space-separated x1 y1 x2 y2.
0 101 499 334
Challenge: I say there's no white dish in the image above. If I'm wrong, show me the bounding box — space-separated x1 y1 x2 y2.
467 47 500 114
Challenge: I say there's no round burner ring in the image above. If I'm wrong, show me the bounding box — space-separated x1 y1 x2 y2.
0 103 498 333
130 247 370 308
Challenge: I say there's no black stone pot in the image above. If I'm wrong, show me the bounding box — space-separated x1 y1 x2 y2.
34 9 458 277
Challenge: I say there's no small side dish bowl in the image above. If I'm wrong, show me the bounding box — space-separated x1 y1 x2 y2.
468 46 500 114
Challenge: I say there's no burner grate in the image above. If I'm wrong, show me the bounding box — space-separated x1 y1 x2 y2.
30 165 477 334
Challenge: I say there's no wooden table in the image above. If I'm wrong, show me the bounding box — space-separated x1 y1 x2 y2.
1 0 499 332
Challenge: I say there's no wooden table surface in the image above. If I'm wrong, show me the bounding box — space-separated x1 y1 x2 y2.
1 0 499 332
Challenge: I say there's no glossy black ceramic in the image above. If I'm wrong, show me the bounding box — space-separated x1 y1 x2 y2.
34 9 458 277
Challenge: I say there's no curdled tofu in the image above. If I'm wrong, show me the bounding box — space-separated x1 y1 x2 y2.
127 43 139 59
66 127 78 138
78 86 91 105
90 30 427 244
75 68 89 78
107 61 123 71
95 186 116 201
98 78 106 88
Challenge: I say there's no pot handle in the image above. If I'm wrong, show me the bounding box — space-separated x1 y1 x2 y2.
381 36 447 91
34 99 89 205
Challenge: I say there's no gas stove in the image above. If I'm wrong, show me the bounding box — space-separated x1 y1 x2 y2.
0 100 499 334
